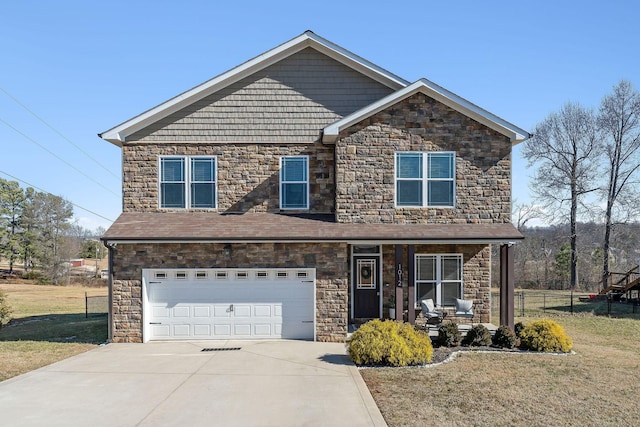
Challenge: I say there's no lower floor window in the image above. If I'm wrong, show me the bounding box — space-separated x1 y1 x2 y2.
415 254 463 307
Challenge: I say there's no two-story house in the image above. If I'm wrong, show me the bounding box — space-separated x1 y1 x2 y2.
100 31 527 343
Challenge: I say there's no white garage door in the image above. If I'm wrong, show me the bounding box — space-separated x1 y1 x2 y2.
142 268 315 342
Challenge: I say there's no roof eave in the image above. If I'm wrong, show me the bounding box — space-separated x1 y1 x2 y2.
101 236 523 245
323 79 531 145
99 31 409 146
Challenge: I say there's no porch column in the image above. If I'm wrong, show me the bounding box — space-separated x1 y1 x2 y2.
499 243 515 329
408 245 415 324
395 245 403 321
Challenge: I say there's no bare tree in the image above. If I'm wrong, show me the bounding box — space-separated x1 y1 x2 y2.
522 102 599 289
512 201 542 231
597 80 640 289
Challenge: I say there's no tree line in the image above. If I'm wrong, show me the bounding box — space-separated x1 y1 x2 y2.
0 178 105 284
493 221 640 292
522 80 640 290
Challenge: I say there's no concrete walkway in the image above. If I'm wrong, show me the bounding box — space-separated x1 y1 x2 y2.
0 340 386 427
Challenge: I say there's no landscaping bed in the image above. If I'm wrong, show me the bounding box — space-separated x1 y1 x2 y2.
360 315 640 426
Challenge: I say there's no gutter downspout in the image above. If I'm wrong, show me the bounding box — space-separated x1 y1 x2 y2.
104 241 115 342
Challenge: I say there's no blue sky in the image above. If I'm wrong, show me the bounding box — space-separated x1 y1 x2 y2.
1 0 639 230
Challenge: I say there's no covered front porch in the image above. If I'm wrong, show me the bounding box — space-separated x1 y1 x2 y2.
349 241 517 330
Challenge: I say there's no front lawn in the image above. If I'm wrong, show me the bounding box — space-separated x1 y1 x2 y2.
360 315 640 426
0 283 108 382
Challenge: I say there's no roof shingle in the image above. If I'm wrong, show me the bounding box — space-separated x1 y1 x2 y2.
102 212 523 243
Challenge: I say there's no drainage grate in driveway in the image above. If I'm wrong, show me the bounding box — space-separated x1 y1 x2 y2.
201 347 242 352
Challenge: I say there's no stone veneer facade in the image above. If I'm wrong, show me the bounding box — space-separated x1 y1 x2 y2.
335 92 512 224
121 142 335 214
380 244 491 323
109 91 512 342
110 242 348 343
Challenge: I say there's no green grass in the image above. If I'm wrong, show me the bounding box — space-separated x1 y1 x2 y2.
0 313 107 343
0 283 108 382
491 288 640 319
360 314 640 426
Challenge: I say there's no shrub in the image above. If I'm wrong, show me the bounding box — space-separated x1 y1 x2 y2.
436 322 461 347
22 270 43 281
462 324 492 346
0 289 12 329
347 319 433 367
519 319 573 352
492 325 518 349
514 321 525 338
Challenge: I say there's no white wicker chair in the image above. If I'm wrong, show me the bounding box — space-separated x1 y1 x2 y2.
420 299 445 331
454 298 474 324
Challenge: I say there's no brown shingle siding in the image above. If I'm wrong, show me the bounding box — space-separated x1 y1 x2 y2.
127 48 393 143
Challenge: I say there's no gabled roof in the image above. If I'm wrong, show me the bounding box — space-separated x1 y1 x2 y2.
102 212 524 244
99 31 409 146
322 78 530 145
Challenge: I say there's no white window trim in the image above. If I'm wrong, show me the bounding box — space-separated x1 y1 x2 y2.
158 155 218 209
394 151 456 208
414 253 463 307
279 155 309 210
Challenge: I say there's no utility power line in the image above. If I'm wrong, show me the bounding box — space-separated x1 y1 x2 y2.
0 169 115 223
0 86 119 179
0 116 119 197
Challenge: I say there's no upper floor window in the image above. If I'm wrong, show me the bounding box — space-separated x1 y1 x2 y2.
280 156 309 210
415 254 463 307
395 152 455 207
159 156 217 209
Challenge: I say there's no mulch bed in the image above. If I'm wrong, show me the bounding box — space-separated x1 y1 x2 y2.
430 345 523 364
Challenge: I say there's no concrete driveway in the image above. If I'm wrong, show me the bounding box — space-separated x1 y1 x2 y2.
0 340 386 427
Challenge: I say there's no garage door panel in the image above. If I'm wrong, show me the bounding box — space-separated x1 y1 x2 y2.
151 324 171 337
213 324 232 336
213 306 231 317
254 305 272 317
145 268 314 341
172 306 190 317
152 307 171 318
233 324 252 336
233 305 251 317
193 324 211 336
253 324 271 335
274 304 284 317
173 324 190 337
193 306 210 317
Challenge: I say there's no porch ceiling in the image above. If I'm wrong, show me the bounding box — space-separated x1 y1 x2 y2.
102 212 523 244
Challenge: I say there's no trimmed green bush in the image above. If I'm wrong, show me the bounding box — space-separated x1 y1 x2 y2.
462 324 492 346
519 319 573 352
492 325 518 349
514 321 525 338
0 289 12 329
437 322 461 347
347 319 433 367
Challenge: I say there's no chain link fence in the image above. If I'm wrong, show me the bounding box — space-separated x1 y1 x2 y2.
491 291 640 317
85 292 108 318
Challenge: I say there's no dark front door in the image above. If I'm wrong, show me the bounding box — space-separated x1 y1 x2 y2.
353 256 380 318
